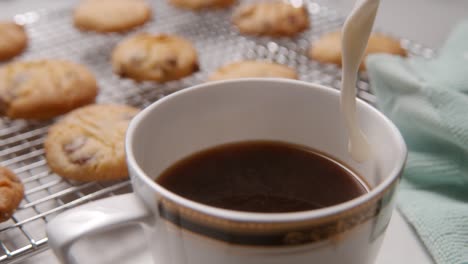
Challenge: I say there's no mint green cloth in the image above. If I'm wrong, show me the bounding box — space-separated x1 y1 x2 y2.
366 21 468 264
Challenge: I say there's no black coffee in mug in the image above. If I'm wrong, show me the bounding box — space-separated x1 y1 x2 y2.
157 141 368 213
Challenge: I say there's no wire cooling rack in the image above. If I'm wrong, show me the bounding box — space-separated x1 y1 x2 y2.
0 0 435 263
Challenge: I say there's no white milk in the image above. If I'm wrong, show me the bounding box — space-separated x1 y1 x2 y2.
340 0 380 162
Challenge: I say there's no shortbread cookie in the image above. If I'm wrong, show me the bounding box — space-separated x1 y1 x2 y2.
309 31 407 70
112 33 199 82
0 166 24 222
0 22 27 61
73 0 152 33
45 104 139 182
0 60 98 120
209 61 298 81
232 2 309 37
169 0 235 10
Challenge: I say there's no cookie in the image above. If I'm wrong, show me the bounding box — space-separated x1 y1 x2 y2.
0 60 98 120
73 0 152 33
0 166 24 222
112 33 199 82
232 2 309 37
309 31 407 70
209 61 298 81
169 0 235 10
45 104 139 182
0 22 27 61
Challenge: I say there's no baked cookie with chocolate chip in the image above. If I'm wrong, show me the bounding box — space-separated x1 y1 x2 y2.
73 0 152 33
169 0 235 10
0 166 24 222
0 60 98 120
309 31 407 70
232 2 309 37
112 33 199 82
0 21 28 61
209 61 298 81
45 104 139 182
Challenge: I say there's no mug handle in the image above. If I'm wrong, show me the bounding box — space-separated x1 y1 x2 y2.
46 193 152 264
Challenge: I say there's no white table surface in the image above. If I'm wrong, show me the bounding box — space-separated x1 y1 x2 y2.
2 0 466 263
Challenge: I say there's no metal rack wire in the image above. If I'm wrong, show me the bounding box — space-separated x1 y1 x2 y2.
0 1 434 263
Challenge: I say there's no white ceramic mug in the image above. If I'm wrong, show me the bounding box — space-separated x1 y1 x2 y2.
47 79 407 264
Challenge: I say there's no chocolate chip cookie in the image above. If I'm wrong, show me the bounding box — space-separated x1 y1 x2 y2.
112 33 199 82
0 166 24 222
169 0 235 10
74 0 152 33
309 31 407 70
232 2 309 37
45 104 139 182
0 21 27 61
209 61 298 81
0 60 98 120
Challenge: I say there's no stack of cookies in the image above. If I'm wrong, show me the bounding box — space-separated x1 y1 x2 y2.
0 0 407 223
